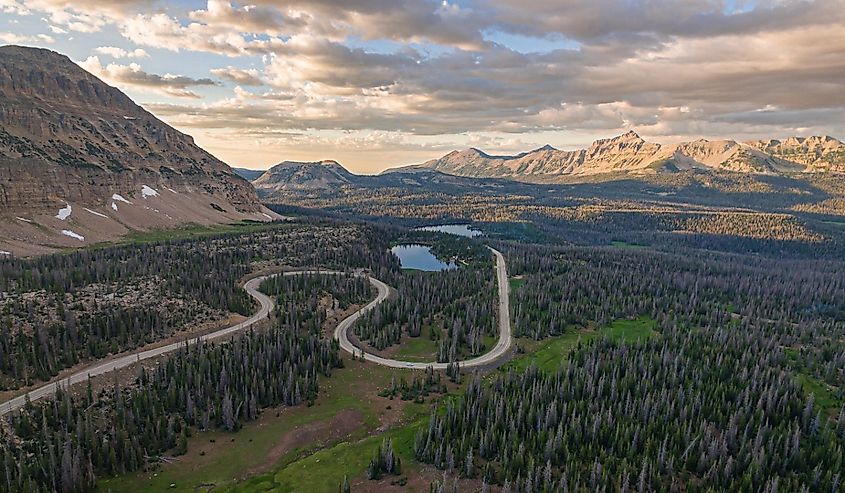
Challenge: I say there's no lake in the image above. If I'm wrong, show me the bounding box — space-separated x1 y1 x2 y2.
414 224 481 238
390 244 457 271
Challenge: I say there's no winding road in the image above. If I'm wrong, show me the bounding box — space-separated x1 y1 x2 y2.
335 247 512 369
0 248 511 415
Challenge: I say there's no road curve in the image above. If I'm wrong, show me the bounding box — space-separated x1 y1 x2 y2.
0 248 512 414
0 271 321 416
333 247 512 370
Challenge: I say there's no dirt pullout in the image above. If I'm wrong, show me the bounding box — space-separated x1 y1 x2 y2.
245 408 363 478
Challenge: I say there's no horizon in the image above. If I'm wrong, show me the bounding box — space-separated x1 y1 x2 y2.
234 130 845 173
1 0 844 173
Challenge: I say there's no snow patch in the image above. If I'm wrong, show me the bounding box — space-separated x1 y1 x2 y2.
84 208 108 218
0 251 10 256
262 212 272 220
123 116 137 120
141 185 159 198
162 185 179 194
61 230 85 241
112 193 132 204
111 202 119 211
56 203 72 220
15 216 32 223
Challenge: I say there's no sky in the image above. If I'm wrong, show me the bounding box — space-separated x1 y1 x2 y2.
1 0 844 174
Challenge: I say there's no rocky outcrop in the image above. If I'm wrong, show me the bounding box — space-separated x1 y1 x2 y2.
746 136 845 172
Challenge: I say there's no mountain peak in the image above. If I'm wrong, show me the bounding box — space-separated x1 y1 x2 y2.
254 158 355 192
467 147 491 157
534 144 557 152
0 44 63 59
616 130 643 141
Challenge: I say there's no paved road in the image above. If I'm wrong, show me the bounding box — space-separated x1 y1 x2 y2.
333 247 512 370
0 248 512 414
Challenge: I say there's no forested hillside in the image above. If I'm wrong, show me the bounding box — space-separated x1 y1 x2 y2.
0 221 393 390
354 234 497 362
0 272 373 492
410 241 845 492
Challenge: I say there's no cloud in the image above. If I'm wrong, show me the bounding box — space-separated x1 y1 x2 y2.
94 46 149 59
6 0 845 158
0 31 54 43
0 0 30 15
80 56 218 98
487 0 844 42
188 0 295 36
210 66 264 86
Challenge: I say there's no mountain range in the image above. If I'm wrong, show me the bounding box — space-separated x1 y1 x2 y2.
2 44 843 256
248 131 845 200
0 45 275 255
412 131 845 180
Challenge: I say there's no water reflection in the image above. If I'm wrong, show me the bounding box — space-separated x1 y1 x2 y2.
414 224 481 238
390 244 457 271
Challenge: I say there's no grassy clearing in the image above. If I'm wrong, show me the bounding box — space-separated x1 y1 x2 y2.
505 316 659 373
121 221 276 244
796 373 842 415
603 316 659 341
509 277 526 290
822 220 845 228
506 331 596 373
394 327 439 361
99 360 402 493
610 240 648 250
231 417 427 493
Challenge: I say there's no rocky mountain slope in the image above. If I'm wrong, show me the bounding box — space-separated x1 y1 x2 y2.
253 160 356 194
0 45 276 255
416 131 845 179
232 167 266 181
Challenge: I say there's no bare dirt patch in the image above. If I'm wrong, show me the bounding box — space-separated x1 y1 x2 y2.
245 408 364 477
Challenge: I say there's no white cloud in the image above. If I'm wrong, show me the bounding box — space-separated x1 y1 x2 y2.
94 45 149 59
0 31 53 43
0 0 30 15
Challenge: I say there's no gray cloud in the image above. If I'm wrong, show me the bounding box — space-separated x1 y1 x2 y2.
9 0 845 147
210 66 264 86
80 56 219 98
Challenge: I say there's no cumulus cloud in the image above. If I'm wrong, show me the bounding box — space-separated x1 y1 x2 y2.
80 56 218 98
94 46 148 59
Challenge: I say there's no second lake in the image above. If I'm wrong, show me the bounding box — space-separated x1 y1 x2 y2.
390 244 457 271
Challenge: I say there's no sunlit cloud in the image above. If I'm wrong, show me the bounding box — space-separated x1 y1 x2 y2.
0 0 842 170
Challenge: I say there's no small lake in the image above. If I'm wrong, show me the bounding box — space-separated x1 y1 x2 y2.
390 244 457 271
414 224 481 238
